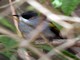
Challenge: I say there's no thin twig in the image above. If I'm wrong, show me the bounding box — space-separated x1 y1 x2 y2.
9 0 23 37
25 0 73 29
17 48 31 60
39 38 80 60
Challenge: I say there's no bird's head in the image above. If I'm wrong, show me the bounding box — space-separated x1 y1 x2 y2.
13 11 38 20
21 11 38 19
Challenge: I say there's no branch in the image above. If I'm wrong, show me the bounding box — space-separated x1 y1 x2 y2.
9 0 23 37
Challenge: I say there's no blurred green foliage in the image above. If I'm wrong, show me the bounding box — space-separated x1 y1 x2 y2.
0 1 80 59
0 35 18 59
52 0 62 8
52 0 80 15
0 17 18 58
0 17 16 32
33 44 80 60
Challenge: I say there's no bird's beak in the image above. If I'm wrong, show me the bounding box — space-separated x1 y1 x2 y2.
13 15 31 24
12 15 19 17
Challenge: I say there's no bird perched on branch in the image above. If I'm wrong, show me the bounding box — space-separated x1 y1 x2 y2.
13 11 76 55
13 11 64 40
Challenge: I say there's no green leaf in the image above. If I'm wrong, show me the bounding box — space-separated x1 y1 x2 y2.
0 35 18 49
0 35 18 58
61 0 80 15
51 0 80 15
52 0 62 8
0 17 16 32
0 51 13 58
62 50 80 60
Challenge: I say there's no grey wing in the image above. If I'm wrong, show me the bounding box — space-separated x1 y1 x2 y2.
18 21 33 34
19 17 54 38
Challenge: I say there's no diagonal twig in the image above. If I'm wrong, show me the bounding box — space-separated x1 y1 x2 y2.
9 0 23 37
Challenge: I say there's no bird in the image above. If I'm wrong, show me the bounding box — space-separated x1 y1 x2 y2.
13 11 77 55
13 11 64 40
